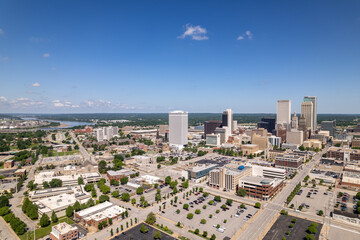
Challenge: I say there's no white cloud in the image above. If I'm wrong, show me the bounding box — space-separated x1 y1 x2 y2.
32 82 40 87
237 30 253 41
0 96 7 103
0 96 44 108
52 100 64 107
178 24 208 40
0 29 3 34
43 53 50 58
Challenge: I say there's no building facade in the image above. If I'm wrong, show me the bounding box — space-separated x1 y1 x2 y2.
304 96 317 131
301 101 313 130
50 222 78 240
277 100 291 128
169 110 188 146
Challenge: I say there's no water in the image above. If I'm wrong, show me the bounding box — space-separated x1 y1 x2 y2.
21 117 94 130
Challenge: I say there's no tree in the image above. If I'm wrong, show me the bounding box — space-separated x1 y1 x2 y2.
200 219 206 224
195 209 201 214
51 211 58 223
305 234 315 240
221 204 227 210
318 210 324 216
100 185 110 194
121 193 130 202
99 194 110 203
91 188 97 198
145 212 156 225
237 189 247 197
0 196 9 208
112 190 120 198
136 187 144 195
0 206 10 216
356 192 360 200
78 177 84 185
187 213 194 219
27 204 39 220
255 202 261 208
153 230 162 239
210 234 216 240
22 197 30 213
43 181 50 189
203 231 208 237
140 224 149 233
87 198 95 207
170 180 178 189
120 176 129 185
73 201 81 212
131 198 136 205
183 204 189 209
307 226 318 234
194 228 199 234
214 196 221 202
39 213 50 227
165 176 171 185
111 228 113 236
226 199 233 206
157 164 161 169
66 205 74 217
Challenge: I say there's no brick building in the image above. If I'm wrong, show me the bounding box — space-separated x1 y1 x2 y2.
50 222 78 240
238 176 284 201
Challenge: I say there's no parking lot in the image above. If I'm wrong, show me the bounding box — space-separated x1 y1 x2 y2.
290 186 333 216
160 192 258 238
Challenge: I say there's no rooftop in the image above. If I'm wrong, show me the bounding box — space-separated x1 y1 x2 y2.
52 222 77 234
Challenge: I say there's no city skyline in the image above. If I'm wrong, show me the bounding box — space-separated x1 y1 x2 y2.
1 0 360 114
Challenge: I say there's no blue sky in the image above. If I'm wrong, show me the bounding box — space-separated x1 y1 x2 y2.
0 0 359 114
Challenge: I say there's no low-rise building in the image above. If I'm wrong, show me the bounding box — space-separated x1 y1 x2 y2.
34 171 102 187
75 201 126 228
286 130 303 145
209 166 251 192
251 165 286 179
326 147 360 161
50 222 78 240
275 154 303 172
106 169 136 181
241 144 260 155
14 168 27 177
188 164 217 180
341 171 360 188
238 176 284 201
4 160 14 169
206 133 221 147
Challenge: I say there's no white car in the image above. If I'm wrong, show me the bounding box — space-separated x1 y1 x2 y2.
217 228 225 233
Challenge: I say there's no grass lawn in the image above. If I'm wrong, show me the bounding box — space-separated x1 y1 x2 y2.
43 150 80 157
19 217 74 240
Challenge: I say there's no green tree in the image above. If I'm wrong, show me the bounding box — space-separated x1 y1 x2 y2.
255 202 261 208
51 211 58 223
131 198 136 205
194 228 199 234
226 199 233 206
112 190 120 198
73 201 81 212
39 213 50 227
153 230 162 239
0 206 10 216
200 219 206 224
214 196 221 202
120 176 129 185
66 205 74 217
121 193 130 202
236 189 247 197
140 224 149 233
145 212 156 225
99 194 110 203
0 196 9 208
183 204 189 209
78 177 84 185
210 234 216 240
187 213 194 219
165 176 171 185
136 187 144 195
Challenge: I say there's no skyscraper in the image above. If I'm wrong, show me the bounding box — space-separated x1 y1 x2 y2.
258 117 276 134
222 109 233 133
321 120 336 137
304 96 317 130
204 120 222 138
301 101 314 130
276 100 291 128
291 112 298 129
169 110 188 146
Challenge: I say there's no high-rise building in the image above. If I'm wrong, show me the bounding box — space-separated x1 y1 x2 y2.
169 110 188 146
258 117 276 134
222 109 233 133
301 101 313 130
321 120 336 137
204 120 222 138
291 112 298 129
276 100 291 128
304 96 317 130
96 126 119 142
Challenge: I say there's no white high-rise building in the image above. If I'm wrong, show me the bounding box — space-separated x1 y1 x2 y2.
301 101 313 130
169 110 188 147
304 96 317 131
96 126 119 142
222 109 233 134
276 100 291 128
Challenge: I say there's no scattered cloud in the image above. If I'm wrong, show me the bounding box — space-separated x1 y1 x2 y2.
51 66 56 71
32 82 40 87
43 53 50 58
0 96 44 108
237 30 253 40
52 100 78 108
178 24 208 40
0 29 3 34
82 99 111 108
